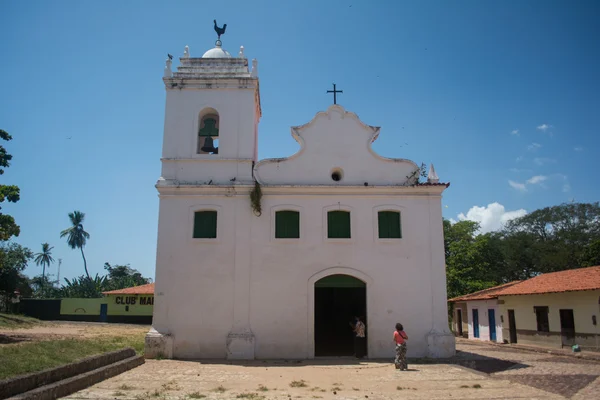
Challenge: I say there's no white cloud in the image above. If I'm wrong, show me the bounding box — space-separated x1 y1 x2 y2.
511 129 519 136
457 202 527 233
574 146 583 152
526 175 547 184
527 142 542 151
508 180 527 192
515 156 524 163
534 157 557 166
537 124 551 131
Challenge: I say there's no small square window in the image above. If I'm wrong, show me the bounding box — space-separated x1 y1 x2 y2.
275 210 300 239
327 211 351 239
378 211 402 238
193 211 217 239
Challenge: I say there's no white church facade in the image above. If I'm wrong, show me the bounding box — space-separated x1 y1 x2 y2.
146 32 455 360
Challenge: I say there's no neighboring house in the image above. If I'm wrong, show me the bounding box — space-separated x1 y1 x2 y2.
449 282 521 343
498 266 600 350
449 266 600 351
19 283 155 324
147 28 455 361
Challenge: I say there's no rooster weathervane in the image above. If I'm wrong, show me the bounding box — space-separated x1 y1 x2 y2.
213 20 227 43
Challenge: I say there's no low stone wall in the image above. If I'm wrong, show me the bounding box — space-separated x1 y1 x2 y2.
6 355 144 400
0 347 136 399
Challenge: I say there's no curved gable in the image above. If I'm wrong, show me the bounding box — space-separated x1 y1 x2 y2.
254 105 418 186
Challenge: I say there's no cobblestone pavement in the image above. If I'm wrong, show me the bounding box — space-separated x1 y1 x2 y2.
62 341 600 400
455 340 600 399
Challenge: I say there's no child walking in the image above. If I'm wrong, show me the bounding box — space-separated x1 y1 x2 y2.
393 323 408 370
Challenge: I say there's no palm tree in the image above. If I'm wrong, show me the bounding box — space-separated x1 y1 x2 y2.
34 243 54 296
60 211 91 279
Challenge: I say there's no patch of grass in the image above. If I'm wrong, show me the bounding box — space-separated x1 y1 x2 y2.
161 381 180 391
290 380 307 388
119 384 135 390
0 313 41 329
472 384 482 389
332 387 341 391
460 385 469 388
396 386 416 391
212 385 227 393
352 388 359 391
151 389 164 397
257 384 269 392
236 394 265 399
113 391 125 397
309 387 326 392
0 335 145 380
188 392 206 399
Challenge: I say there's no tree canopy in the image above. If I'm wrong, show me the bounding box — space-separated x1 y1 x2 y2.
0 129 21 241
445 201 600 300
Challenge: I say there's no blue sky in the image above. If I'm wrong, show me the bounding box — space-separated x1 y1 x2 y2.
1 0 599 282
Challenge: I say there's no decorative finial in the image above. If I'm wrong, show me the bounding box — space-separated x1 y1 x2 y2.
427 163 439 184
239 45 245 58
164 57 172 78
251 59 258 77
214 19 227 40
183 45 189 58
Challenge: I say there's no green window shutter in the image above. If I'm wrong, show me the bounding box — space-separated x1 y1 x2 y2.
327 211 351 238
378 211 401 238
193 211 217 238
275 211 300 239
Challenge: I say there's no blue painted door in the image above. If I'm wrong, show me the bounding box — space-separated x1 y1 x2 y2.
472 309 480 338
100 304 108 322
488 309 497 341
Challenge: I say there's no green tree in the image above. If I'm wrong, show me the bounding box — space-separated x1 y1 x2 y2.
504 202 600 274
444 220 503 299
0 129 21 241
103 262 150 290
580 239 600 268
33 243 54 297
0 242 33 311
60 274 108 298
60 211 91 279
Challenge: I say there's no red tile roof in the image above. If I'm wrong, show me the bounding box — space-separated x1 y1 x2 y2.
448 281 521 302
497 266 600 296
102 283 155 295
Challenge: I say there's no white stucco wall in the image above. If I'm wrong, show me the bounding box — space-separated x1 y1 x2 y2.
149 51 454 360
465 300 503 343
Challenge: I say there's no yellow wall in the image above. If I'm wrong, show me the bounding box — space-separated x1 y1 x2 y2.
499 290 600 348
60 298 103 315
105 294 154 316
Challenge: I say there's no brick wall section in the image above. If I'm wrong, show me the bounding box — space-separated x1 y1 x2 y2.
6 355 144 400
0 347 136 399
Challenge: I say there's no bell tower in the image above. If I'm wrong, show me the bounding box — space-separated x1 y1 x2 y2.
159 30 261 186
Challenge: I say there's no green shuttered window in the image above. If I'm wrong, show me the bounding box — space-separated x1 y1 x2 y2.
327 210 351 239
193 211 217 239
378 211 402 238
275 210 300 239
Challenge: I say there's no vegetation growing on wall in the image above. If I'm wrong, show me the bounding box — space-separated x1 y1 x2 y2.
250 181 263 216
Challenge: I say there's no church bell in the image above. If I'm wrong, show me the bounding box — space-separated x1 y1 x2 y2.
201 137 219 154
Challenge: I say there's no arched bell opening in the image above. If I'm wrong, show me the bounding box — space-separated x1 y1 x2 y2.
197 108 220 154
314 274 367 357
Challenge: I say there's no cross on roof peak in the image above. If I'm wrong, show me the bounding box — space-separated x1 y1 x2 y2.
326 83 343 105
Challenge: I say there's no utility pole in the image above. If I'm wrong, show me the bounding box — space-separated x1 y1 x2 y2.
56 259 62 288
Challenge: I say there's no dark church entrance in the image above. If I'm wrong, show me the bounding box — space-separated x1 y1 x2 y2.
314 274 367 357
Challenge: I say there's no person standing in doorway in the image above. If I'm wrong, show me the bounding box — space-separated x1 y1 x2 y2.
393 323 408 370
351 316 366 359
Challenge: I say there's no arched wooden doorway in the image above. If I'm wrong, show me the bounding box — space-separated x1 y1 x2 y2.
314 274 367 357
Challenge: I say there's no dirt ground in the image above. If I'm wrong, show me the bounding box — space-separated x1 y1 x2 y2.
0 321 149 345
